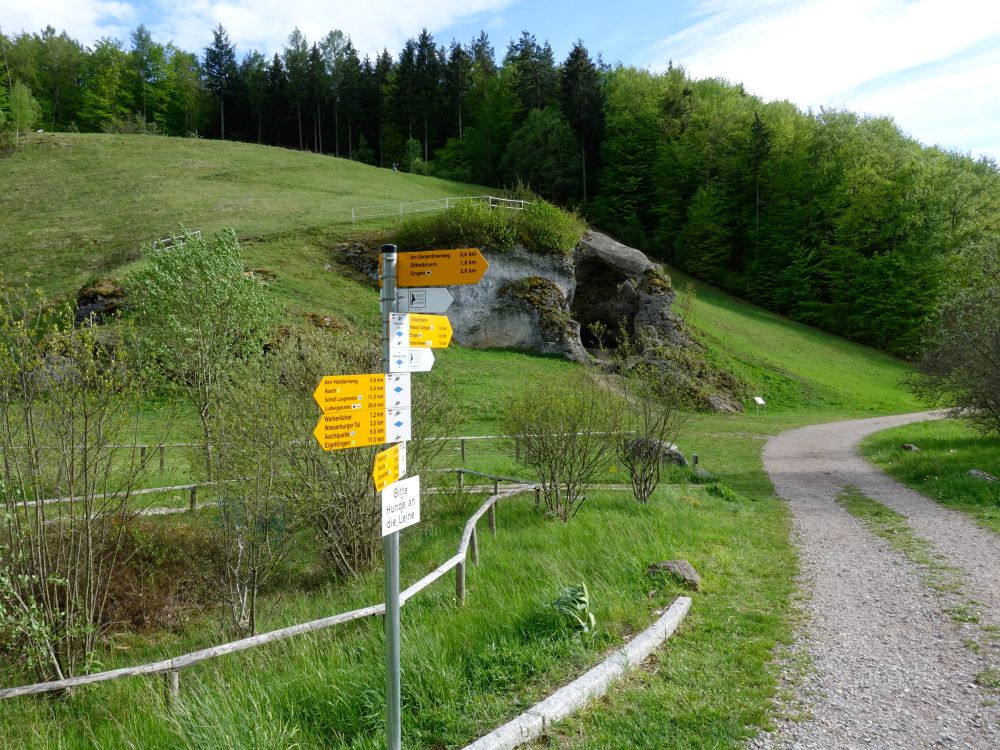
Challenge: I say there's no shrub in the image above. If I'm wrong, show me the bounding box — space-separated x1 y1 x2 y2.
515 200 586 256
393 199 584 257
501 372 623 521
552 582 596 633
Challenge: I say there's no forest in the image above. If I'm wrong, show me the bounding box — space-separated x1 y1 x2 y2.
2 23 999 355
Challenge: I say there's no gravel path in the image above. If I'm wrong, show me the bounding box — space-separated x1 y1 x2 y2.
753 412 1000 750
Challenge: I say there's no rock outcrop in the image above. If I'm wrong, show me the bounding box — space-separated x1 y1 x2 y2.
335 229 744 412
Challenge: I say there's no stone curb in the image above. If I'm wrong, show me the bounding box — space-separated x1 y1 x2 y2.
462 596 693 750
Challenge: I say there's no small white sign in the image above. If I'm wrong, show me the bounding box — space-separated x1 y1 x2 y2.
382 475 420 536
753 396 766 406
385 373 411 409
388 313 409 353
408 347 435 372
396 287 454 314
397 442 407 479
385 408 412 443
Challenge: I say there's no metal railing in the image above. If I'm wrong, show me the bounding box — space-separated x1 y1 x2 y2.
351 195 529 223
0 478 535 701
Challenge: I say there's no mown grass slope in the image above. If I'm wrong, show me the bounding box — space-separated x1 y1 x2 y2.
0 132 483 301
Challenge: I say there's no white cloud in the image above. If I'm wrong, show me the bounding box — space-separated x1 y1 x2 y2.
1 0 515 56
0 0 135 43
151 0 515 57
643 0 1000 158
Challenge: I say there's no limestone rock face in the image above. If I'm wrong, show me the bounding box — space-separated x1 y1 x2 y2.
447 246 583 359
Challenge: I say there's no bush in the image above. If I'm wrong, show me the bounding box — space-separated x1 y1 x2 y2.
516 200 586 256
393 198 584 257
502 372 623 521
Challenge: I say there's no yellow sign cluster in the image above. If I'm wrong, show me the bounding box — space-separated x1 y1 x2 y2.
395 248 489 287
409 314 452 348
373 443 404 491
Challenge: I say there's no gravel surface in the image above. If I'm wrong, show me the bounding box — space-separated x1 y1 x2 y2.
752 412 1000 750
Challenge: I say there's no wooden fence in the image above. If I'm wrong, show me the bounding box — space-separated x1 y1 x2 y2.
0 480 535 701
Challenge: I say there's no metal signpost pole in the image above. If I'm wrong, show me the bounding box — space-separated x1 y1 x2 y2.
380 243 401 750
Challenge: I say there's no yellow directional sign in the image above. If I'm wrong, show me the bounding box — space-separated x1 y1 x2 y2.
373 443 404 491
408 314 452 348
396 248 488 287
313 410 387 451
313 374 385 413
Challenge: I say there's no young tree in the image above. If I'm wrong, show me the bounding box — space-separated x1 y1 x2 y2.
0 286 154 681
126 229 279 481
79 37 129 129
911 244 1000 435
8 81 41 143
203 24 237 139
502 372 622 522
210 357 296 636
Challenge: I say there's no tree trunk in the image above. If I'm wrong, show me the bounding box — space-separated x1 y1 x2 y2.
581 139 587 203
334 100 339 157
297 103 303 150
220 97 225 140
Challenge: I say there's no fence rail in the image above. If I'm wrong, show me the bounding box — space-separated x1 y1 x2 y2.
0 480 534 701
351 195 529 223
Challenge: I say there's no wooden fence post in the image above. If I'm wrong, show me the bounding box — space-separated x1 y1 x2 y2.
159 446 165 472
534 487 541 508
488 503 496 536
189 486 197 511
164 669 179 705
493 480 499 496
140 446 147 463
460 439 466 464
457 470 464 490
456 560 466 604
470 526 479 565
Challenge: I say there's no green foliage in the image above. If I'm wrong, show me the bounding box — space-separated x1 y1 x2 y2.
515 198 586 255
552 582 596 633
912 243 1000 435
500 107 581 202
501 372 623 521
126 228 279 479
862 420 1000 535
705 483 749 503
394 198 584 257
8 80 41 138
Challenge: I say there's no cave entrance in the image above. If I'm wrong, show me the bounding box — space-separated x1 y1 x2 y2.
571 258 637 350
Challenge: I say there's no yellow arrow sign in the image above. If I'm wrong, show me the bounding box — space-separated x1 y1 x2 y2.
408 314 452 348
373 443 403 491
313 411 387 451
313 374 386 413
396 248 488 287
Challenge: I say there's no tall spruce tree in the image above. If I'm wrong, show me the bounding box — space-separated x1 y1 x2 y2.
203 25 237 139
559 41 604 202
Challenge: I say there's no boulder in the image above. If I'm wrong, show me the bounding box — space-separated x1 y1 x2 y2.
622 437 688 467
647 559 702 592
75 278 125 324
968 469 998 483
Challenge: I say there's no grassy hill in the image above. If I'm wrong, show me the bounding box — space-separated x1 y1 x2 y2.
0 134 926 749
0 132 482 305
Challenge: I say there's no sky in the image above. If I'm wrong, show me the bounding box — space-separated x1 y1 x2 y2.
2 0 999 160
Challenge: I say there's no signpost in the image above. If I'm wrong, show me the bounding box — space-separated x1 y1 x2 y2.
396 287 454 313
395 248 488 287
312 244 488 750
373 443 406 492
381 475 420 536
408 313 453 348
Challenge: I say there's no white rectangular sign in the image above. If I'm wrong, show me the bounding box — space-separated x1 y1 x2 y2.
382 475 420 536
388 313 409 353
385 408 412 443
396 287 454 314
385 373 411 409
408 347 435 372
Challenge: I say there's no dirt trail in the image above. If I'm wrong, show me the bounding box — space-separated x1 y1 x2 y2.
754 412 1000 750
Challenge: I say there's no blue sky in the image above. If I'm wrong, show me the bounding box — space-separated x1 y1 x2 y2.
2 0 999 160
